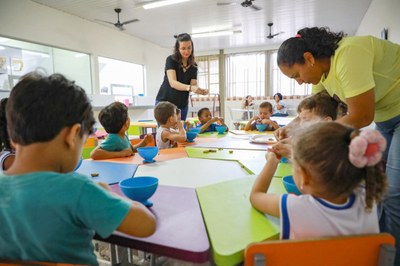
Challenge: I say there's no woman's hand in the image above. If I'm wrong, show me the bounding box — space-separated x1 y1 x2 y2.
191 85 208 95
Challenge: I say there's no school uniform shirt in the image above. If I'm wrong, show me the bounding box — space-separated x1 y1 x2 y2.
273 101 288 115
99 133 131 151
196 123 218 133
156 127 175 149
155 55 198 109
312 35 400 123
0 171 131 265
280 187 379 240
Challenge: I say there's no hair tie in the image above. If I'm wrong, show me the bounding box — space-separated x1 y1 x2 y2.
348 129 386 168
295 34 302 38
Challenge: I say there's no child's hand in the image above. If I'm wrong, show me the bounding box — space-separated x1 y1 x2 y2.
261 118 271 124
267 138 292 159
252 115 260 122
211 117 219 123
265 151 280 163
122 148 134 157
143 134 153 145
185 121 192 130
218 117 225 124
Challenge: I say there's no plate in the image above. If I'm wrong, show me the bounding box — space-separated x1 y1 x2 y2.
250 135 277 144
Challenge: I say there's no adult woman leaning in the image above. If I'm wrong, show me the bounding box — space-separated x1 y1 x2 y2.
155 33 208 121
277 27 400 263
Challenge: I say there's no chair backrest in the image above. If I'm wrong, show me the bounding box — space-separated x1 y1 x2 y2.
245 233 396 266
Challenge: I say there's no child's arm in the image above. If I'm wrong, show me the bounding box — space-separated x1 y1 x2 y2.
131 134 153 151
244 115 259 131
218 118 229 132
117 201 156 237
250 152 281 217
90 146 134 160
261 118 280 130
199 117 219 133
162 122 187 142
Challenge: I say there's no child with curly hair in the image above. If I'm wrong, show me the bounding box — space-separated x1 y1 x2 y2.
251 122 387 239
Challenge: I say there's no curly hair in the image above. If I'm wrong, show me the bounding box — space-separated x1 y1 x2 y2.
277 27 346 67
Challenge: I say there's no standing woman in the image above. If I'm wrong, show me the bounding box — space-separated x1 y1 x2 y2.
277 27 400 263
156 33 208 121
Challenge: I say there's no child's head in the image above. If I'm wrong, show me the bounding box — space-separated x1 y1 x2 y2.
297 92 338 124
258 101 273 120
99 102 129 134
291 122 387 210
198 107 212 124
273 93 283 102
0 98 11 151
154 101 178 126
7 72 95 147
244 95 253 106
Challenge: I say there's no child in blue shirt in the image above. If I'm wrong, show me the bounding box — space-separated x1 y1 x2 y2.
0 72 156 264
196 107 228 133
91 102 152 160
0 98 15 171
244 101 279 131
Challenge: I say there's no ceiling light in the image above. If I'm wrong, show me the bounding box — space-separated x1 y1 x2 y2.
191 30 241 38
143 0 190 10
22 50 50 58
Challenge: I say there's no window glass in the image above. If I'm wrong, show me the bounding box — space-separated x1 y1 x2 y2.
197 55 219 95
98 56 145 104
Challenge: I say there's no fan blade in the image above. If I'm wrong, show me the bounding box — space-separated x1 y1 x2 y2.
122 19 139 25
217 2 236 6
250 4 262 11
95 19 115 25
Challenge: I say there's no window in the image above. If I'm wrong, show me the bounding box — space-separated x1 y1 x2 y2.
0 36 92 93
197 55 219 95
270 51 311 96
98 57 145 104
225 52 265 98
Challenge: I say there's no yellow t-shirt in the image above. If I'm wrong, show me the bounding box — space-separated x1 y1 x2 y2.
312 36 400 122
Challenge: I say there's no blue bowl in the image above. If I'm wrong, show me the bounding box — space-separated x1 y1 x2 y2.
256 124 268 132
189 128 201 134
186 131 198 142
215 125 227 134
137 146 159 163
119 176 158 207
282 175 302 195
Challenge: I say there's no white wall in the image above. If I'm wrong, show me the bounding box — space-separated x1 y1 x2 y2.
0 0 170 100
356 0 400 43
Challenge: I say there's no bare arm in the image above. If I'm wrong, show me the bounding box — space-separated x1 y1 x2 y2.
262 119 280 130
162 122 187 142
166 70 208 95
117 202 156 237
274 116 300 140
90 147 133 160
200 117 219 133
244 115 259 131
335 89 375 129
250 152 281 217
131 134 153 151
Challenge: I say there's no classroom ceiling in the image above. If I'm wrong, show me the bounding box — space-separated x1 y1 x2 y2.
31 0 372 52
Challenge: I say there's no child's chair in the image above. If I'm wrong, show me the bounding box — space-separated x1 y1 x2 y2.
245 233 395 266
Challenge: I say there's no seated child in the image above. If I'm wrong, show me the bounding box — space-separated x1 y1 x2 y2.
271 92 339 159
154 101 187 149
251 122 387 239
0 72 156 264
272 93 288 117
241 95 255 120
91 102 153 160
196 107 229 133
0 98 15 171
244 101 279 131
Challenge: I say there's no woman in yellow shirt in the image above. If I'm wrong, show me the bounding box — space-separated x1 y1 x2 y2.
277 27 400 264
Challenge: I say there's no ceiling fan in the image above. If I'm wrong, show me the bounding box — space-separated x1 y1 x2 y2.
266 22 284 39
96 8 139 31
217 0 262 11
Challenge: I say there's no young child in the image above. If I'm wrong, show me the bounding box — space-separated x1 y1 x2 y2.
241 95 255 120
90 102 152 160
0 72 156 264
0 98 15 171
154 101 187 149
272 93 288 117
251 122 387 239
196 107 229 133
271 92 339 159
244 101 279 131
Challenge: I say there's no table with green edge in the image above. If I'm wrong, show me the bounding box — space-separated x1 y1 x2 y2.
196 176 286 265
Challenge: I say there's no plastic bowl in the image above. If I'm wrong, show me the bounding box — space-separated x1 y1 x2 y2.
119 176 158 207
282 175 302 195
215 125 227 134
186 131 198 142
256 123 268 132
189 128 201 134
137 146 159 163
